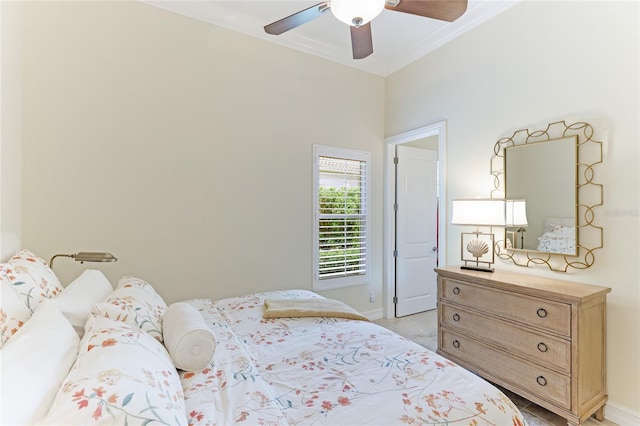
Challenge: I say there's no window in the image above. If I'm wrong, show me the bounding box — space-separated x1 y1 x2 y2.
313 145 370 291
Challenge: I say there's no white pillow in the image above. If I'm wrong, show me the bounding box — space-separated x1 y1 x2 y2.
0 279 32 348
91 276 167 342
39 315 187 426
48 269 113 337
163 302 216 371
0 302 80 425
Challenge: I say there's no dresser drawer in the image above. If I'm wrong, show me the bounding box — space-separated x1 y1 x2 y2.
440 278 571 336
440 328 571 409
440 302 571 373
436 267 610 425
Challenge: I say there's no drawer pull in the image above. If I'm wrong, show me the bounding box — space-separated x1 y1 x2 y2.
536 375 548 386
536 308 548 318
452 286 460 295
453 340 460 348
453 313 460 321
537 342 548 353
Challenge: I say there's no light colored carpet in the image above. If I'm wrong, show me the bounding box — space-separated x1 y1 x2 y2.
373 309 438 352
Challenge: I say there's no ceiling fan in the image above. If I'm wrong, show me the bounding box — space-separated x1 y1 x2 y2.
264 0 468 59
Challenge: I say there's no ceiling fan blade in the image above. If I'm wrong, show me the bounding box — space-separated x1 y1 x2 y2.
350 23 373 59
264 2 330 35
385 0 468 22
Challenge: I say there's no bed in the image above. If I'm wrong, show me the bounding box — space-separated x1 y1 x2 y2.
536 217 576 254
0 245 527 425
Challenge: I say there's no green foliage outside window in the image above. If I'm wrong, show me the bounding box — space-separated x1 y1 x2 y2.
318 187 364 275
318 186 361 215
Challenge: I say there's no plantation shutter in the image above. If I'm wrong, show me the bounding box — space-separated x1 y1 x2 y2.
313 145 369 291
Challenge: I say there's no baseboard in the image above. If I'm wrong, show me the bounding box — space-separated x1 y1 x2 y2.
604 401 639 425
363 308 384 321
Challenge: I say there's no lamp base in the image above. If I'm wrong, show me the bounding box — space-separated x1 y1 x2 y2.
461 265 494 273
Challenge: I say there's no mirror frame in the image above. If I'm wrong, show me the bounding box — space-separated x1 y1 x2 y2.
491 120 603 271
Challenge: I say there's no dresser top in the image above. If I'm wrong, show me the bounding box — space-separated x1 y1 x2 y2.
436 267 611 302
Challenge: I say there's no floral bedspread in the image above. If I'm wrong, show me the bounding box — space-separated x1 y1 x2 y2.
180 290 527 426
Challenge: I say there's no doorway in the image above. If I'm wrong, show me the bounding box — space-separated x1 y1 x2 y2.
383 121 448 319
395 144 438 316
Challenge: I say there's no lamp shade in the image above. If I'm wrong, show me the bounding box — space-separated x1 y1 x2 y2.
74 252 117 263
506 199 528 227
451 199 506 226
451 198 529 227
331 0 385 26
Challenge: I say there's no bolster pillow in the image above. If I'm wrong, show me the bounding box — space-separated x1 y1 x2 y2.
162 302 216 371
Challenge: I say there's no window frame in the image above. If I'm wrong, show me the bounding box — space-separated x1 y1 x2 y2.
312 144 370 291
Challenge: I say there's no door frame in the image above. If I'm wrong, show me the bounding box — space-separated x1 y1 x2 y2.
383 120 448 318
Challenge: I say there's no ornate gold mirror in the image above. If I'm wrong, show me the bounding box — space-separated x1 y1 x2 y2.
491 120 603 271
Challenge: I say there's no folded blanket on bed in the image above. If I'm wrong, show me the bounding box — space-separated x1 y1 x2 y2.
263 298 370 321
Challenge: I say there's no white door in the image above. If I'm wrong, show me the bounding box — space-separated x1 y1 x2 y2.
395 145 438 317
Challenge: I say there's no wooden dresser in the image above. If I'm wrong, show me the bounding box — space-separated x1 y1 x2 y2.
435 267 610 426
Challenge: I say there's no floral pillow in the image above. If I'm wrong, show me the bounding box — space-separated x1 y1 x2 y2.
0 249 63 313
0 279 32 347
91 276 167 342
550 224 576 237
38 315 187 426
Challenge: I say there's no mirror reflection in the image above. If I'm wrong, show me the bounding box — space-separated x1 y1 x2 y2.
504 136 577 255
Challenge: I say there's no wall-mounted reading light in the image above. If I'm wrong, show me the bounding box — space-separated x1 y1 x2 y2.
49 252 117 268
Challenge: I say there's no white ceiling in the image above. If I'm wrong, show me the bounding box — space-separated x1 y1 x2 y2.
142 0 520 76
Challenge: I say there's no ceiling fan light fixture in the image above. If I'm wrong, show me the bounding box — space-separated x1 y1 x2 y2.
331 0 385 27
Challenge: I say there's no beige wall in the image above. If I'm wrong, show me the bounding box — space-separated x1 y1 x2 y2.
0 0 22 247
386 0 639 419
19 1 385 313
8 0 640 420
